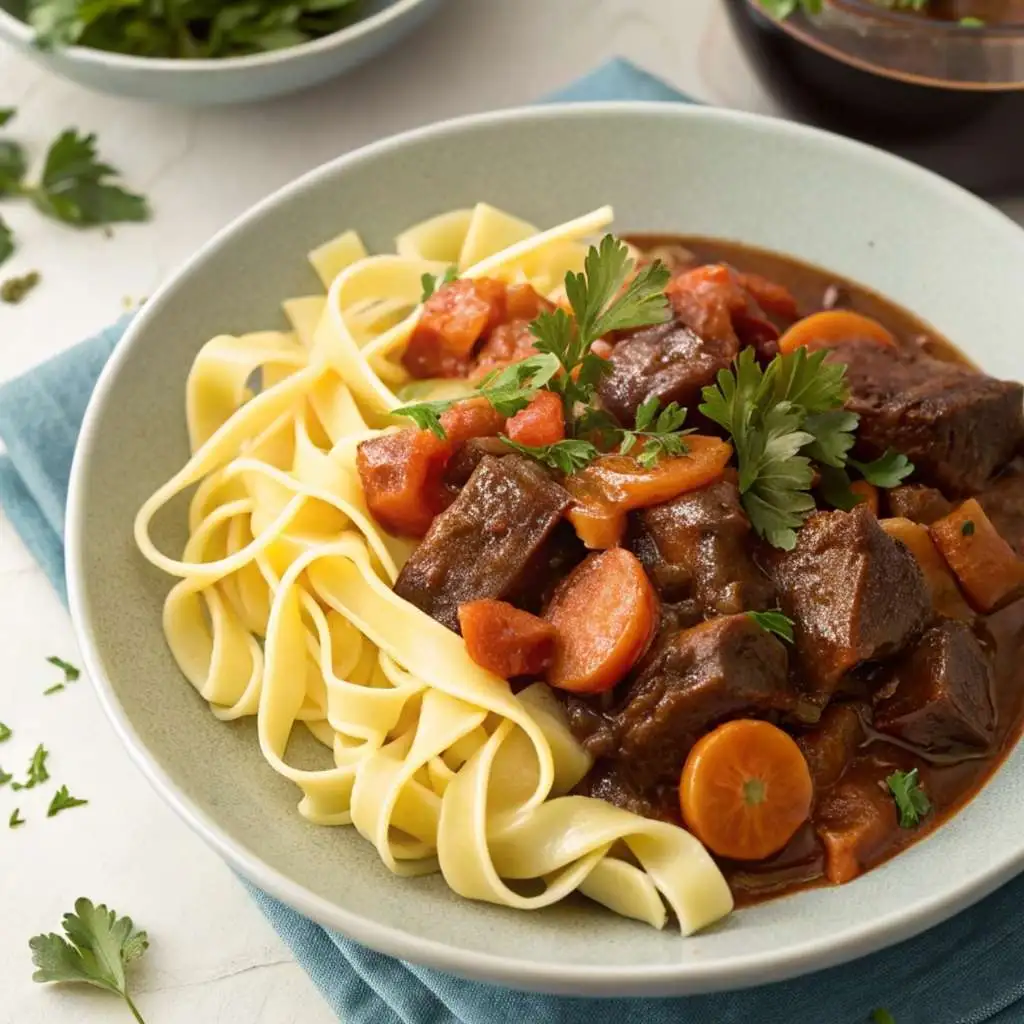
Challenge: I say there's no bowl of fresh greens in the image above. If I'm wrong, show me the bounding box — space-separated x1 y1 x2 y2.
0 0 444 105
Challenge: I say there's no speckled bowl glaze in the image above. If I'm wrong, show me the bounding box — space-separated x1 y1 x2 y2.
0 0 442 105
66 103 1024 996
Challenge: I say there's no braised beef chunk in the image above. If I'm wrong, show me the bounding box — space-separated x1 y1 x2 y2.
797 704 866 795
597 319 738 425
576 762 679 823
638 479 775 615
875 622 995 753
771 505 930 695
886 484 953 526
816 769 899 884
394 455 570 632
827 339 1024 495
602 615 793 790
442 437 510 490
978 460 1024 556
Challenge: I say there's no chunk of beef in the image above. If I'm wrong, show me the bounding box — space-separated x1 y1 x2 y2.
815 770 898 884
874 622 995 753
797 704 866 795
442 437 510 490
610 614 792 783
978 459 1024 556
638 478 775 615
394 455 570 632
886 484 953 526
597 319 738 425
576 762 679 823
771 505 930 696
827 340 1024 495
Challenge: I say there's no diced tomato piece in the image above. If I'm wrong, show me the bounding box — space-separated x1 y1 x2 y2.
439 397 506 445
458 599 556 679
402 277 507 379
736 271 800 322
470 319 538 381
505 282 554 321
505 391 565 447
356 429 452 538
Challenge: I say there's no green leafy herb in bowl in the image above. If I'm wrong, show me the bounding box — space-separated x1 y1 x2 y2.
0 0 445 106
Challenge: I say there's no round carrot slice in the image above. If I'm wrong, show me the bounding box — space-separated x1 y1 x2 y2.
777 310 896 355
544 548 658 693
680 719 813 861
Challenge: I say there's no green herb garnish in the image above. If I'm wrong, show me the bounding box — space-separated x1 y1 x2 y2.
47 784 89 817
420 265 458 303
500 438 601 475
757 0 927 17
959 16 984 26
850 450 914 489
962 520 976 537
43 683 65 696
395 236 679 473
0 721 11 742
47 655 81 681
30 898 150 1023
887 768 931 828
746 610 795 643
700 347 854 549
28 0 363 59
11 743 50 791
1 269 40 303
0 108 14 127
0 766 12 786
9 808 25 829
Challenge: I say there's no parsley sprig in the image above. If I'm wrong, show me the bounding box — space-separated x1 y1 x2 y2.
887 768 932 828
47 784 89 817
30 898 150 1023
0 110 148 267
395 235 680 474
29 0 363 58
11 743 50 791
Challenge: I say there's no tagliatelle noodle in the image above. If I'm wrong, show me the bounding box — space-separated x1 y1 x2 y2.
133 203 734 933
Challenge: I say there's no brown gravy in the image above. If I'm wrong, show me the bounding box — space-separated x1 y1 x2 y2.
624 234 1024 904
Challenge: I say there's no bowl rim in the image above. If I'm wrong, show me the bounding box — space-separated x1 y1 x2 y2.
0 0 434 72
66 99 1024 996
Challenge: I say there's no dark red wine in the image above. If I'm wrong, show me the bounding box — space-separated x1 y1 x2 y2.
725 0 1024 195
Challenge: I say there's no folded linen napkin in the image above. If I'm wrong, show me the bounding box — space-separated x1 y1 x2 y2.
4 58 1024 1024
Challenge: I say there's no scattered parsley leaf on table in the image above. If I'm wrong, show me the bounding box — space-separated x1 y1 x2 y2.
47 655 80 681
43 683 65 696
30 898 150 1024
0 108 14 127
0 766 12 786
0 138 28 196
1 269 41 304
47 784 89 817
9 807 25 828
11 743 50 791
32 130 148 228
887 768 932 828
0 721 11 742
746 610 795 643
0 216 13 266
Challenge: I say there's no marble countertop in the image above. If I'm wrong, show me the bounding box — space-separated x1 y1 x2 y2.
1 2 1021 1020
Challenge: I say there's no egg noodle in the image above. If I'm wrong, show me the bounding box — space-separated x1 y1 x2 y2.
133 203 734 932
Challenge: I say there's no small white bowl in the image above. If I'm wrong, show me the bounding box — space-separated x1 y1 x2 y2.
0 0 443 105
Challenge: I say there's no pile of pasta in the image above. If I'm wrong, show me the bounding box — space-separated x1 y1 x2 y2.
134 203 734 932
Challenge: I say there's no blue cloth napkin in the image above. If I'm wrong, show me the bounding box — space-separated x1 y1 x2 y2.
4 58 1024 1024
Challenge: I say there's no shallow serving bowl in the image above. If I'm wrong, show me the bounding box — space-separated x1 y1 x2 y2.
0 0 441 105
66 102 1024 996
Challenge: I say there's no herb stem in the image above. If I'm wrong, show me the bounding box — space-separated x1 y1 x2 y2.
125 993 147 1024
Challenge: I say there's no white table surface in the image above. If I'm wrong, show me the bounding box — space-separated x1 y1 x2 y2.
2 3 1023 1021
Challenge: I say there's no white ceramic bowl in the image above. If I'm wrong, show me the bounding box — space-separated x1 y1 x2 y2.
66 102 1024 996
0 0 442 105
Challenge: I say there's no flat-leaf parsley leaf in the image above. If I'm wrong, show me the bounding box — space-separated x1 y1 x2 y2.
30 898 150 1023
746 610 795 643
886 768 931 828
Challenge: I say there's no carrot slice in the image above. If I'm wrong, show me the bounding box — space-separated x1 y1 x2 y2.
565 436 733 515
505 391 565 447
458 599 556 679
680 719 813 861
850 479 879 516
545 548 658 693
566 500 627 550
880 517 973 621
930 498 1024 613
777 311 897 355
